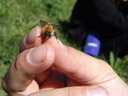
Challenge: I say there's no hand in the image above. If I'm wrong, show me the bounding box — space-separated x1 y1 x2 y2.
2 26 128 96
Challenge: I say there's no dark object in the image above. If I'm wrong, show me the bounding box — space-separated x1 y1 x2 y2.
69 0 128 57
43 31 52 37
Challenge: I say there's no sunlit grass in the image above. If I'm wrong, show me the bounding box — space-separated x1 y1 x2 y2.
0 0 76 95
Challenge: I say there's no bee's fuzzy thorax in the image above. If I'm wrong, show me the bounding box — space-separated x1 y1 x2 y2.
42 24 54 34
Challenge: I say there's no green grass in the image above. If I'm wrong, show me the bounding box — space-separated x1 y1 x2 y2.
0 0 76 95
0 0 128 95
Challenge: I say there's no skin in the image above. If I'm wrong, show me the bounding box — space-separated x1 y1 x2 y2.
2 26 128 96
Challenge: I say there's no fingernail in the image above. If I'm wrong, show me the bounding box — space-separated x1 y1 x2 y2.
27 44 47 64
57 39 67 49
87 87 108 96
26 26 41 44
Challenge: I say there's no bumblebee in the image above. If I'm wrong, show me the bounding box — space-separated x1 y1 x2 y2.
40 20 57 38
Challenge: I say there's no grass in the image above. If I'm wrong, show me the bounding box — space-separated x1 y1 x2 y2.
0 0 128 95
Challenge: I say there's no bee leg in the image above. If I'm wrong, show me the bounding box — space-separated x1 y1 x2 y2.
38 33 44 37
54 32 57 39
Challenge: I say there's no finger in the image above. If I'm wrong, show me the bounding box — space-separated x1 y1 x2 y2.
34 68 52 85
47 36 116 84
29 86 108 96
2 43 55 95
19 26 42 52
67 77 83 86
39 70 66 90
46 37 128 95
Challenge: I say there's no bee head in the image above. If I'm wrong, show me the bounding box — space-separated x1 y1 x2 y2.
43 31 52 38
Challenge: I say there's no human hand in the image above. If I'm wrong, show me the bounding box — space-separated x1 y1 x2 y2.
2 26 128 96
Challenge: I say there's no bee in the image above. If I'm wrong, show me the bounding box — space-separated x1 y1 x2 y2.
39 20 58 38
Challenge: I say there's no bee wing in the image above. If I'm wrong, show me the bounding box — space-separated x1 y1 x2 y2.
40 20 47 27
53 24 61 29
40 20 61 30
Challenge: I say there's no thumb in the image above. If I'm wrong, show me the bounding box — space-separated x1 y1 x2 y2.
2 43 55 95
29 86 108 96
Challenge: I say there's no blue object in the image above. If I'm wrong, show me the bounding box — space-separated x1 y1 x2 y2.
84 30 101 57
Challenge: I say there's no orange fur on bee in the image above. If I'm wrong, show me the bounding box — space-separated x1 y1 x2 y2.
42 24 54 34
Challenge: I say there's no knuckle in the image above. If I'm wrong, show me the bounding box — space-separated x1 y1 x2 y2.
1 79 7 92
19 36 26 52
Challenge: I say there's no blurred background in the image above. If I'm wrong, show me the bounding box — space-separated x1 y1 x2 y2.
0 0 128 95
